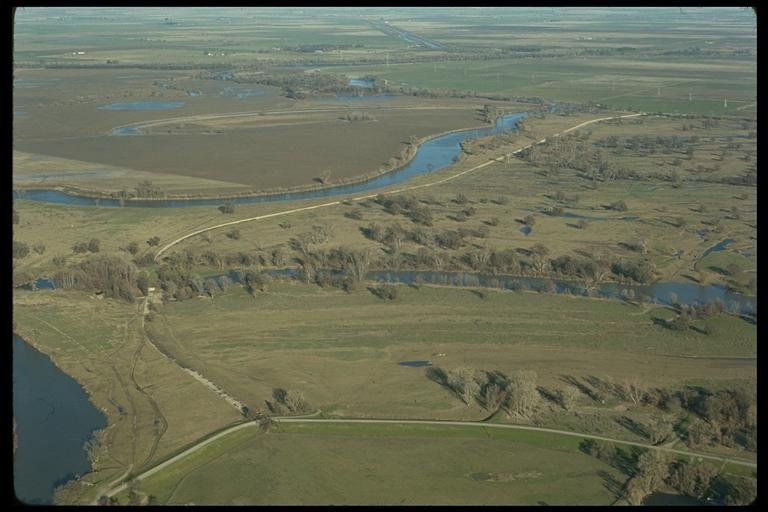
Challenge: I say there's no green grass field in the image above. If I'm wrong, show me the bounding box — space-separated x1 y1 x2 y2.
121 422 625 505
118 420 752 505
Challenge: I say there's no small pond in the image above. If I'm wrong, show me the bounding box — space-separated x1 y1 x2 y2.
519 226 533 236
701 239 734 259
643 492 703 506
348 78 375 89
398 360 432 368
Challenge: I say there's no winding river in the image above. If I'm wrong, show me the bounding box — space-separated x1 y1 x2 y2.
12 113 527 208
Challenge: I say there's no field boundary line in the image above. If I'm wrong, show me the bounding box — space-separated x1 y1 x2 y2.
154 112 643 262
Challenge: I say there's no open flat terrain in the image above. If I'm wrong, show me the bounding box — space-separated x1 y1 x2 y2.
12 6 756 506
118 422 628 505
147 282 755 433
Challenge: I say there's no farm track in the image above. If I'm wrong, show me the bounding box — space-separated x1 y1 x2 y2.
153 112 644 262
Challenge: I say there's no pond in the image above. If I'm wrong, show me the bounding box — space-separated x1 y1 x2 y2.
519 226 533 236
14 112 528 208
348 78 375 89
398 360 432 368
701 239 734 259
643 492 703 506
321 93 395 103
98 101 186 111
13 336 107 504
218 85 265 100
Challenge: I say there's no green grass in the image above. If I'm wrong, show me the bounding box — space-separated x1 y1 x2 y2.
321 56 755 116
126 422 625 505
122 420 753 505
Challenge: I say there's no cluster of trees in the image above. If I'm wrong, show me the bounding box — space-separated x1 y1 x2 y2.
358 219 657 284
581 440 756 505
664 299 726 333
568 374 756 454
373 194 433 226
52 254 139 302
13 241 29 259
218 202 236 214
369 283 398 300
266 388 311 415
341 112 376 122
112 180 166 200
240 70 377 98
426 367 539 417
72 238 101 254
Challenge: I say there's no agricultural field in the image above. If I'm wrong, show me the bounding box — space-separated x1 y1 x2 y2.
12 6 756 507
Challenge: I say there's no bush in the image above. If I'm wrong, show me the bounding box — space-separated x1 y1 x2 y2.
13 241 30 259
72 241 89 254
370 284 398 300
125 241 140 255
219 202 235 214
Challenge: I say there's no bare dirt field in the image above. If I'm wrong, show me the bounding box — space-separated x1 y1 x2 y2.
15 108 485 191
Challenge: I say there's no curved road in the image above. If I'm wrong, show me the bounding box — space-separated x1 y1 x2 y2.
98 415 756 502
154 112 644 262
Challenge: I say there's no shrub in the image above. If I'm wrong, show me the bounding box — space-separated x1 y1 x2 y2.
13 241 30 259
218 202 236 214
370 284 398 300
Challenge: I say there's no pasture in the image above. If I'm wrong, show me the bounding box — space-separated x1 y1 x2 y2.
119 421 626 505
146 281 755 448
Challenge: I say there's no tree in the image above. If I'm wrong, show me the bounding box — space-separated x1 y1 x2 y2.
136 272 151 296
523 214 536 226
147 236 161 247
667 461 717 500
88 238 101 253
559 385 580 411
647 414 674 445
447 367 479 406
227 228 241 240
13 241 29 259
316 169 332 184
125 241 140 255
624 450 671 505
504 370 539 417
72 241 89 254
219 202 235 214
